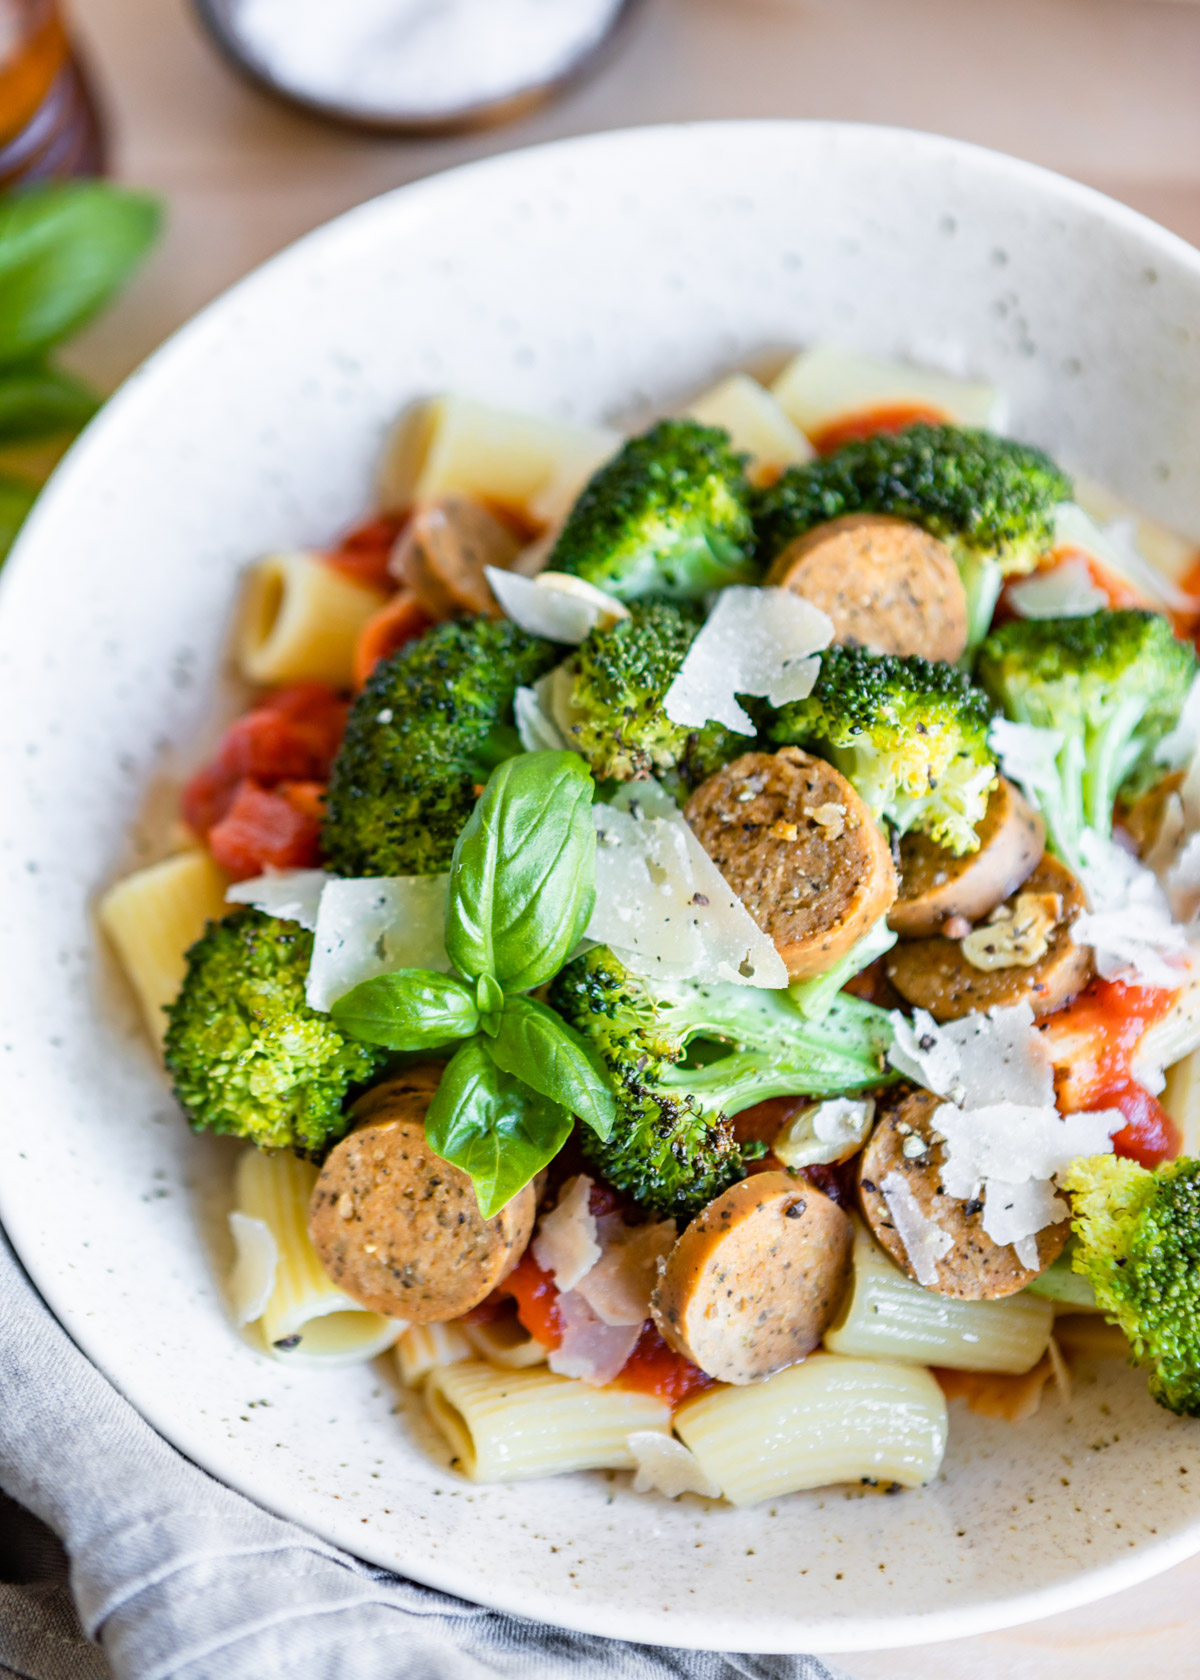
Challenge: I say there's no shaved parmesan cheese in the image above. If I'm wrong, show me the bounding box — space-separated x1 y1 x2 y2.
1167 833 1200 925
485 564 626 644
982 1178 1068 1258
934 1102 1122 1200
549 1291 642 1386
889 1003 1054 1111
1156 673 1200 771
226 868 327 931
888 1008 962 1097
589 787 788 988
1008 556 1108 619
880 1172 953 1287
663 586 832 734
532 1175 601 1293
576 1216 677 1327
988 717 1064 814
228 1211 278 1327
1053 503 1197 614
305 875 450 1011
773 1096 874 1169
628 1431 720 1500
1074 828 1194 988
514 674 570 753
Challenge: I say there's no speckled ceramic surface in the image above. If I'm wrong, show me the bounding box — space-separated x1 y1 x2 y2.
1 123 1199 1654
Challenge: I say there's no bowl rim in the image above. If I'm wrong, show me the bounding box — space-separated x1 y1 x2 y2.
5 119 1200 1654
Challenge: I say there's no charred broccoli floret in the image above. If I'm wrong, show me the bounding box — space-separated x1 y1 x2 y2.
321 616 557 877
976 609 1196 872
163 909 385 1154
553 598 742 787
754 425 1071 643
549 944 893 1219
765 645 997 854
549 420 756 602
1063 1153 1200 1416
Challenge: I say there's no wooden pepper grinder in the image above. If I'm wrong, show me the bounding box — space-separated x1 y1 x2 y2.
0 0 105 185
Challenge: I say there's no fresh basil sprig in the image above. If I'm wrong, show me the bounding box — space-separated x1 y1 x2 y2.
331 750 614 1217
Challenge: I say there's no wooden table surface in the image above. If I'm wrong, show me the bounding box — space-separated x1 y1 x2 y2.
63 1 1200 1673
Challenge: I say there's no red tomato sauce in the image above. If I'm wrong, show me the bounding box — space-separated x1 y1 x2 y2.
808 403 949 456
502 1250 563 1350
1175 551 1200 647
615 1322 714 1407
1043 977 1182 1167
207 779 323 880
324 513 406 593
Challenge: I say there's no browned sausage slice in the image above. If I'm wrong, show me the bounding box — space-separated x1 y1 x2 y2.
764 514 968 662
651 1171 853 1383
391 494 521 619
885 854 1092 1022
308 1070 535 1322
1119 769 1184 859
888 778 1046 937
857 1090 1070 1300
685 748 898 981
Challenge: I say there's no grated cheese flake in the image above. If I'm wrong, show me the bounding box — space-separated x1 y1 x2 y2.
663 585 833 734
981 1178 1068 1260
305 874 450 1011
988 717 1064 815
485 564 626 644
1074 827 1195 989
514 673 571 753
532 1175 601 1294
226 868 328 931
1008 556 1108 619
880 1172 954 1288
934 1102 1123 1201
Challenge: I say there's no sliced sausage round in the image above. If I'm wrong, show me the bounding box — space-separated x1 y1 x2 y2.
764 513 968 662
308 1070 535 1322
685 748 898 981
857 1089 1070 1300
886 854 1092 1021
651 1171 853 1384
391 494 521 619
888 778 1046 937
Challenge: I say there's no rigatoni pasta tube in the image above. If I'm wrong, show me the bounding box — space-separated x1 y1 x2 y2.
674 1354 947 1507
237 550 387 688
769 344 998 437
462 1314 547 1370
394 1322 474 1388
98 850 228 1043
824 1224 1052 1374
377 394 618 523
685 372 814 479
234 1148 402 1366
1163 1045 1200 1155
424 1362 669 1482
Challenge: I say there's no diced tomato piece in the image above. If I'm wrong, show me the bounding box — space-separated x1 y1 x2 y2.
1096 1079 1181 1169
276 779 327 823
353 589 434 689
207 778 323 881
254 683 348 769
180 685 345 842
808 403 949 456
182 760 238 838
324 513 406 593
615 1322 714 1407
502 1250 563 1350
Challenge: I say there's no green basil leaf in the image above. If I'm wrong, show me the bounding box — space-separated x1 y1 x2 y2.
330 969 478 1050
0 362 98 444
445 750 596 993
487 995 616 1141
426 1037 573 1218
0 183 161 365
0 472 37 564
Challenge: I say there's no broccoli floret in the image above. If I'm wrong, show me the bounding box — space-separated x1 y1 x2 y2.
163 909 385 1154
1063 1153 1200 1416
554 598 743 786
549 420 757 602
754 425 1072 644
321 616 557 877
549 944 894 1219
976 610 1196 872
765 645 997 854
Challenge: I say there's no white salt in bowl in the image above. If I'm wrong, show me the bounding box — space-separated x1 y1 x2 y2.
1 123 1199 1654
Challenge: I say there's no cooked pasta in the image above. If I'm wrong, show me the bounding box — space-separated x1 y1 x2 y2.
237 549 386 687
685 371 814 479
233 1148 403 1365
98 849 228 1043
674 1354 948 1506
1163 1046 1200 1155
376 394 618 524
770 343 999 437
461 1314 547 1369
424 1362 670 1481
824 1224 1053 1374
394 1322 474 1387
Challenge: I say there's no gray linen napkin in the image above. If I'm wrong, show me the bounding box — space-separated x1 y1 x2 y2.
0 1231 846 1680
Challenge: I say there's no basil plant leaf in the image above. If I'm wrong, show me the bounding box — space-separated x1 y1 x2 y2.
330 969 478 1050
488 996 616 1141
0 362 98 445
0 183 162 366
445 750 596 994
426 1037 573 1219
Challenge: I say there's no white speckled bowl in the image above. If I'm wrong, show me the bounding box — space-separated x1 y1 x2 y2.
2 123 1199 1654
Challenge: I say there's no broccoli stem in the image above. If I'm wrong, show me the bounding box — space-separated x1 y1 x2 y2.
787 915 897 1022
